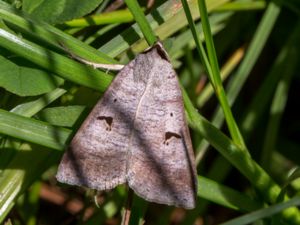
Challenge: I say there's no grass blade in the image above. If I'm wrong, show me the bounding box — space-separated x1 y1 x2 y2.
0 29 113 92
196 1 281 161
182 87 300 224
124 0 157 45
197 0 246 148
0 1 117 64
0 109 70 150
220 196 300 225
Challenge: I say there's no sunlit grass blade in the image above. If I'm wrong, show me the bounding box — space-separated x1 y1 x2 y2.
197 0 246 149
64 9 134 27
131 12 231 63
196 47 244 108
215 1 266 11
220 196 300 225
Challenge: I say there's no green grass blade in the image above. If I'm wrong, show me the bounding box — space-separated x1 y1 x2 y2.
241 20 300 138
260 54 296 169
124 0 157 45
10 88 66 117
220 196 300 225
216 1 266 11
99 0 230 57
198 0 221 82
168 12 231 58
224 1 280 120
0 145 61 223
84 24 119 45
0 1 117 63
0 109 70 150
0 88 67 169
197 0 246 149
196 1 281 160
64 9 134 27
198 176 263 211
182 87 300 224
181 0 212 75
196 47 244 108
0 29 113 92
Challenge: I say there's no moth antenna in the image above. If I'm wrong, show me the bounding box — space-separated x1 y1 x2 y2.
59 41 124 71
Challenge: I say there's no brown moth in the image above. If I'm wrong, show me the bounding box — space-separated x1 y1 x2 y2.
56 42 197 209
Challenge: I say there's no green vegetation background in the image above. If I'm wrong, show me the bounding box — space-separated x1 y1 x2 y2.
0 0 300 224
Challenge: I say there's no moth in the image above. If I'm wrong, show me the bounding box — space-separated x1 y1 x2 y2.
56 42 197 209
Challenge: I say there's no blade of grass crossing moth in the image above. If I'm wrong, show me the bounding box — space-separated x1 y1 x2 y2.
118 1 156 222
197 0 246 149
124 0 157 45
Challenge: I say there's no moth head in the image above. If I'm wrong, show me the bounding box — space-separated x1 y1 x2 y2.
144 41 170 62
